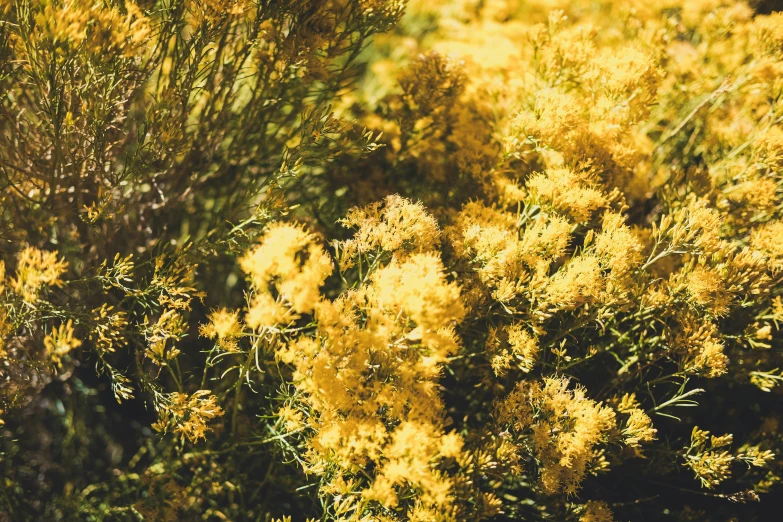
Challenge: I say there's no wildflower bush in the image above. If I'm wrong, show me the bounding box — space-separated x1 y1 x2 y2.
1 0 783 520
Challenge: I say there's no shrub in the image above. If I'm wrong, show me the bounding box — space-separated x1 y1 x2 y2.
1 1 782 521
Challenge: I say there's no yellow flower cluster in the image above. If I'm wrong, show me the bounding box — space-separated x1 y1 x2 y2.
239 223 333 329
152 390 224 443
275 205 465 518
25 0 150 59
338 194 441 270
44 319 81 368
11 246 68 302
199 309 242 353
616 393 657 449
580 500 614 522
90 304 128 356
684 426 773 489
185 0 253 26
486 322 540 375
143 309 186 366
496 376 617 495
200 199 471 519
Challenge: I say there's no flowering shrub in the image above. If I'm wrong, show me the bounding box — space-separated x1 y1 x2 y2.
2 1 783 521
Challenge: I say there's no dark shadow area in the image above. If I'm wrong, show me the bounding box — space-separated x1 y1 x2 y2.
757 0 783 13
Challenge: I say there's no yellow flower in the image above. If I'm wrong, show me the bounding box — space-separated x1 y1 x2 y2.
29 0 150 59
686 266 730 316
240 223 332 328
621 409 657 448
199 308 242 352
580 500 614 522
143 310 185 365
152 390 224 443
751 220 783 269
44 319 82 367
11 247 68 302
90 305 128 355
527 167 607 223
543 254 604 311
339 194 441 270
186 0 253 26
496 376 617 495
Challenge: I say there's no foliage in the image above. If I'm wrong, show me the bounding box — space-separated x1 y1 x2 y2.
1 0 783 521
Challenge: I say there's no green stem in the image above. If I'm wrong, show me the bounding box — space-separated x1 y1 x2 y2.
166 364 182 393
231 349 256 440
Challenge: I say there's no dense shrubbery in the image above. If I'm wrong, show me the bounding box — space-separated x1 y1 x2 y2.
1 1 783 520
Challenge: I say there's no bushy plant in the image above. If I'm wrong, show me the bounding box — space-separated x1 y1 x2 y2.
1 1 782 521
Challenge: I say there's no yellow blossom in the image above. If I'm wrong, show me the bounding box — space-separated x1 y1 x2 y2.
152 390 224 443
580 500 614 522
496 376 617 495
686 266 730 317
143 309 185 365
199 308 242 352
11 247 68 302
29 0 150 59
543 254 604 311
44 319 82 367
90 305 128 355
751 220 783 269
527 167 607 223
339 194 441 270
621 409 657 448
240 223 333 327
